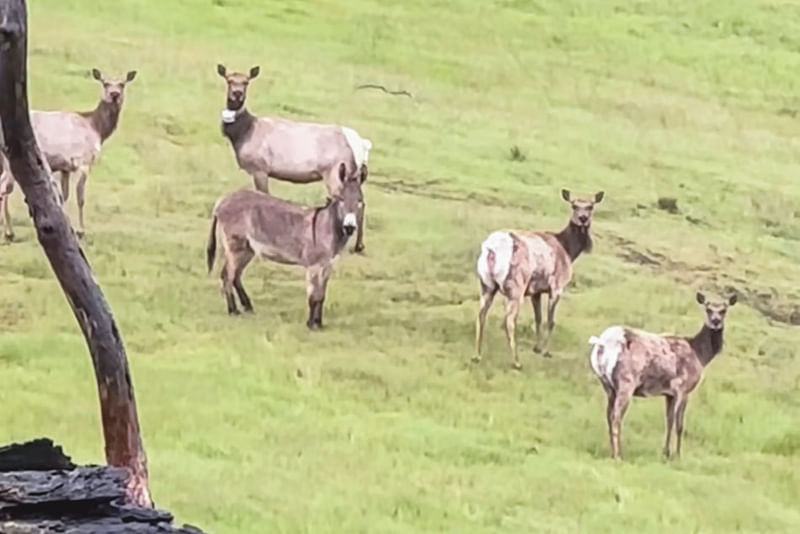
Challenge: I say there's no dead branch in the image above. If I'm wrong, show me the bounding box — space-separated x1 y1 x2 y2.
355 83 412 98
0 0 151 507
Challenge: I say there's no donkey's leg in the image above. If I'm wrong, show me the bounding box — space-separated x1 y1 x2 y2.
503 294 524 370
220 263 239 315
2 195 13 242
531 293 543 352
540 291 562 357
75 167 89 238
232 247 255 313
353 199 366 254
473 283 497 363
252 171 270 195
304 263 331 330
59 171 71 203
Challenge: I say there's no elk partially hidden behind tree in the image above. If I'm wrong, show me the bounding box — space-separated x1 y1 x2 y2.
1 68 136 239
473 189 604 369
216 64 372 253
588 292 738 460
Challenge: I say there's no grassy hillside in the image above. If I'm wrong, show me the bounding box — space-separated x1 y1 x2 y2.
1 0 799 532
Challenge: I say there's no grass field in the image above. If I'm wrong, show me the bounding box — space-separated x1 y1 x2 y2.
1 0 800 532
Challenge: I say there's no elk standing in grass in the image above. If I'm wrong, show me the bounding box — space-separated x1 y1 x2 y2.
588 292 738 460
473 189 604 369
3 68 137 238
206 162 365 328
0 151 13 241
216 64 372 253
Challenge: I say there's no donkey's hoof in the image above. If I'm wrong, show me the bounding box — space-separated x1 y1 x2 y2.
3 233 14 243
533 345 542 354
471 355 482 364
511 361 523 371
76 230 85 240
353 243 366 254
243 306 254 314
542 351 553 359
228 309 241 316
307 320 322 331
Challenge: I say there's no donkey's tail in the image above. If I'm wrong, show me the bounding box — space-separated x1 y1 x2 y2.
476 231 514 289
206 214 218 274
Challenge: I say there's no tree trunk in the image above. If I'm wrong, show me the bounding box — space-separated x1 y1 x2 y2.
0 0 151 507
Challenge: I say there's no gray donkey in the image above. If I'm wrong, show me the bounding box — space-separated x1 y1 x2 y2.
206 163 365 328
216 64 372 253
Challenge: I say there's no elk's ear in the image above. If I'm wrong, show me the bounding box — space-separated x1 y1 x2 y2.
696 292 706 305
125 70 137 83
249 66 260 79
594 191 605 203
561 189 571 202
728 294 738 306
359 164 368 184
216 64 227 78
338 162 347 182
91 68 103 81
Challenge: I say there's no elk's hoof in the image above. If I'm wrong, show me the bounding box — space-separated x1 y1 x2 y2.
511 361 523 371
3 233 14 243
533 345 542 354
76 230 85 240
471 355 482 364
542 351 553 359
228 309 241 316
243 306 254 314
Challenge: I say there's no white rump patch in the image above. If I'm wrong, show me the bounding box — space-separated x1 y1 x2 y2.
343 213 357 229
221 109 237 124
476 231 514 290
588 326 627 385
342 127 371 170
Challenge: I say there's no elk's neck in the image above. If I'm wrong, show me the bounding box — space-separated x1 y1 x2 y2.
689 325 724 367
555 221 593 262
221 108 256 152
82 100 122 142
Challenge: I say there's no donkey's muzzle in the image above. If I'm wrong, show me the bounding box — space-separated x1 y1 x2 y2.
342 213 357 235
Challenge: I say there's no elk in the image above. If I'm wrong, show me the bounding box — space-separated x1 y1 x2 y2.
206 162 365 328
588 292 738 460
3 68 137 238
216 64 372 253
1 143 61 241
473 189 604 369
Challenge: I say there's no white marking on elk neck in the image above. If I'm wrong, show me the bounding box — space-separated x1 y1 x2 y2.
477 231 513 290
341 127 370 169
589 326 626 384
343 213 357 229
221 109 238 124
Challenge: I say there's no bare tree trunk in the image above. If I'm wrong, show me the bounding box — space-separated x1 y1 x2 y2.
0 0 151 507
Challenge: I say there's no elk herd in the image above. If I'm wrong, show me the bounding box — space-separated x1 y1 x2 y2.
0 64 741 461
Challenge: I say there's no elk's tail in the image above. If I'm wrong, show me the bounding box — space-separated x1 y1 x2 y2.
476 231 514 290
206 214 218 274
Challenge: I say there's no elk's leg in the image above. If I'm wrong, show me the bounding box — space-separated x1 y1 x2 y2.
353 199 366 253
604 384 616 458
540 292 561 357
2 195 13 242
75 168 89 238
473 283 497 363
663 395 676 459
59 171 71 203
675 398 688 459
531 293 543 352
252 172 270 195
232 247 255 313
610 385 634 460
504 295 523 370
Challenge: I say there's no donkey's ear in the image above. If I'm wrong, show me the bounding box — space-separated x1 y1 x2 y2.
249 66 260 79
125 70 137 83
91 68 103 81
594 191 605 203
561 189 571 202
216 64 227 78
359 164 368 184
696 292 706 305
728 294 738 306
338 162 347 182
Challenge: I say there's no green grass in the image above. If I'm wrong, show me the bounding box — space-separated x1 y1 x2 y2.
1 0 799 532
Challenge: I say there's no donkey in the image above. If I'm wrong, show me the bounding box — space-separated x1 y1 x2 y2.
588 292 738 460
473 189 604 369
216 64 372 253
14 68 136 237
206 162 365 328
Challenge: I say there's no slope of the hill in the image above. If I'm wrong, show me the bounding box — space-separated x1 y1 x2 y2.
1 1 798 532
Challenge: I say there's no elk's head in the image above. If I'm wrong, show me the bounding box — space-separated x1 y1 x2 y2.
92 69 136 106
217 64 259 118
562 189 604 229
333 163 366 237
697 292 737 330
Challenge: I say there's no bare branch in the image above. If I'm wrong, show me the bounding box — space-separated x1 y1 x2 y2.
0 0 151 507
354 83 412 98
